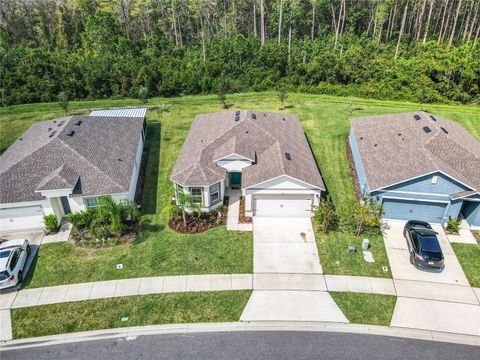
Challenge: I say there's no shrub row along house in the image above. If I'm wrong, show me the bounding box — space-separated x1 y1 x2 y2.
349 112 480 228
170 111 325 218
0 109 146 232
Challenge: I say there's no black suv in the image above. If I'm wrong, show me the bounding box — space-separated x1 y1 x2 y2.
403 220 444 272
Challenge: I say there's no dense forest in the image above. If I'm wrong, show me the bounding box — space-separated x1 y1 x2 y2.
1 0 479 106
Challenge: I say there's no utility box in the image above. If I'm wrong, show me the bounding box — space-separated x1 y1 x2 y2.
362 238 370 251
347 245 356 254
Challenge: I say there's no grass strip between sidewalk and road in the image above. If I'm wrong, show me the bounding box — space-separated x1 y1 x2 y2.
11 290 252 339
451 243 480 288
330 292 397 326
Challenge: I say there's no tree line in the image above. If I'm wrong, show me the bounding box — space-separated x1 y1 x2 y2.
0 0 479 105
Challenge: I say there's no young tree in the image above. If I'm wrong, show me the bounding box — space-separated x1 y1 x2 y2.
217 81 228 109
278 85 288 110
176 191 200 227
138 86 149 104
58 91 69 115
313 197 338 233
352 202 382 236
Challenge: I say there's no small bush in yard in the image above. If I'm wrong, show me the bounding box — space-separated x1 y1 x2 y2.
446 218 461 234
66 209 97 229
313 197 338 233
43 214 59 233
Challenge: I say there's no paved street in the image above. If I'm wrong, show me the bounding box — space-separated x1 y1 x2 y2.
1 331 478 360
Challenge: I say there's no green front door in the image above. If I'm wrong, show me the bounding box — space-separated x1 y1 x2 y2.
230 172 242 188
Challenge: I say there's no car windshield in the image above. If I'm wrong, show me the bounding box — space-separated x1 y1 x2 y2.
0 270 10 281
0 250 10 259
418 236 442 253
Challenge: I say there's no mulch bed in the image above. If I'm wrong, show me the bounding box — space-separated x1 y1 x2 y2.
70 225 138 248
239 196 252 224
168 211 226 234
473 231 480 244
345 136 362 201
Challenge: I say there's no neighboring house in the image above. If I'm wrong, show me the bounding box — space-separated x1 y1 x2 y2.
0 111 147 232
349 112 480 228
170 111 325 218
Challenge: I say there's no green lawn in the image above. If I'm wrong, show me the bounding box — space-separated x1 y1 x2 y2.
12 291 251 339
451 243 480 288
2 92 479 284
330 292 397 326
317 231 391 278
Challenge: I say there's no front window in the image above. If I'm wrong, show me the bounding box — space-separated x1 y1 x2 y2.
210 182 220 204
190 188 203 205
84 197 98 209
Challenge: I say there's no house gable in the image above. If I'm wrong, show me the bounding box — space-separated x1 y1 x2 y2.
245 175 321 191
377 172 471 196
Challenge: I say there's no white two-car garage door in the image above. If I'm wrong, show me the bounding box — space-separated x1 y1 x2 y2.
253 195 313 217
0 206 44 232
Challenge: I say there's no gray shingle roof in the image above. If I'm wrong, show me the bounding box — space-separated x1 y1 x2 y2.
350 112 480 192
0 116 144 203
170 111 325 190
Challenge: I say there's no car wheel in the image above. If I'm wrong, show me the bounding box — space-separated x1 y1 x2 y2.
409 252 415 265
18 271 23 284
26 244 31 256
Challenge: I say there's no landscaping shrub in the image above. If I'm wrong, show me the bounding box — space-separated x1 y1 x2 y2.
313 197 339 233
352 202 382 236
446 218 461 234
66 209 97 229
43 214 59 233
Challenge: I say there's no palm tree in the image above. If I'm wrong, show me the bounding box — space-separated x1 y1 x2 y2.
97 197 139 235
176 191 200 227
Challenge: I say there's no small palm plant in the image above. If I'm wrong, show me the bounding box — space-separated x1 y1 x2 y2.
97 197 139 235
176 191 200 227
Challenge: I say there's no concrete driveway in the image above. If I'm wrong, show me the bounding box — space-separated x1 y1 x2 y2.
253 217 322 274
241 217 348 322
381 221 469 286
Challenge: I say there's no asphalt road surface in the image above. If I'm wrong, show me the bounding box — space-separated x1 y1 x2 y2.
1 331 478 360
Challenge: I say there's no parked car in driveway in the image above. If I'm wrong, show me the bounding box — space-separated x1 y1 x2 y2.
0 239 30 290
403 220 444 272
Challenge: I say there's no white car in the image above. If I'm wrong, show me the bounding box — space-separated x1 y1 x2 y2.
0 239 30 290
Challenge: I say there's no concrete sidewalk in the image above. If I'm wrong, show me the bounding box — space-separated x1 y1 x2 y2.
1 274 253 310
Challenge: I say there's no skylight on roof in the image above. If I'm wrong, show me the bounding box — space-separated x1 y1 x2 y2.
440 127 448 134
414 115 421 120
423 126 432 133
285 152 291 160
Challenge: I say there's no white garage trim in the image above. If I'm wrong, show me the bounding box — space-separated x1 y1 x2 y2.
253 194 314 218
381 196 449 204
245 175 324 191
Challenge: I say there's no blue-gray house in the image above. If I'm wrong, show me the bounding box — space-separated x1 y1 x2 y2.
349 112 480 228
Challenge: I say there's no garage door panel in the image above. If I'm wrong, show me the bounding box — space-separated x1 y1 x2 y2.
254 195 313 218
382 199 447 224
0 206 44 232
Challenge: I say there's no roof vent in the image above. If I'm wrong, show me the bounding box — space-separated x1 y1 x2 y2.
374 144 378 147
235 116 240 122
282 118 286 121
360 137 364 140
48 128 52 132
49 131 57 138
235 111 240 116
58 120 64 127
74 119 82 126
429 115 437 121
285 152 291 160
19 138 23 141
414 114 421 121
398 133 402 136
66 130 75 136
440 127 448 134
245 131 249 134
422 126 432 133
251 113 256 120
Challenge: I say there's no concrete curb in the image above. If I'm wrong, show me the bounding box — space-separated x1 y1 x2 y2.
1 321 479 351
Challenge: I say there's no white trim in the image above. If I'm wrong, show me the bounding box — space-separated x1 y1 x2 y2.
244 174 324 191
374 190 451 197
451 192 480 200
381 196 449 204
212 153 255 163
371 170 476 193
34 187 74 193
170 178 222 188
